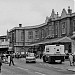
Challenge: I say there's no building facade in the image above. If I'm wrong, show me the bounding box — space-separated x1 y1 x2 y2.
8 7 75 54
0 35 9 53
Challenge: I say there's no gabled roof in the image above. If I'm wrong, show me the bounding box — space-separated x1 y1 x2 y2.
61 9 67 18
50 9 57 19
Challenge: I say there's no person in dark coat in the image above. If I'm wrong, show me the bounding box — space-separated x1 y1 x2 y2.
0 55 2 73
69 53 73 66
9 53 15 66
72 52 75 66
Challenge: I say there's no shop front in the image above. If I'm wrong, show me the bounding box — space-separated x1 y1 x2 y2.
27 36 74 54
0 45 9 53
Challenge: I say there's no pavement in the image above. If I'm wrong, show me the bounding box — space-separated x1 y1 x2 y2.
19 58 75 72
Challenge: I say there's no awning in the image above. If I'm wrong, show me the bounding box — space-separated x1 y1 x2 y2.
25 43 39 47
26 36 73 47
48 36 73 43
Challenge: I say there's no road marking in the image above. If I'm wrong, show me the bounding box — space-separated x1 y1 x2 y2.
16 66 46 75
57 69 66 71
16 66 29 71
40 63 43 65
44 64 47 66
39 63 67 72
35 72 46 75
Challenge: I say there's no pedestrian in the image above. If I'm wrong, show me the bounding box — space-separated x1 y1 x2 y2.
40 53 43 59
73 55 75 66
72 52 75 66
9 53 15 66
8 54 10 64
69 53 73 66
0 55 2 73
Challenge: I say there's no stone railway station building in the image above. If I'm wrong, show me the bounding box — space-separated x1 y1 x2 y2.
7 6 75 55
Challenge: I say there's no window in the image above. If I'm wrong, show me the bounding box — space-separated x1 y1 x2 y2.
28 31 33 35
41 29 44 38
1 39 4 42
28 31 33 39
55 24 58 35
12 32 14 42
5 38 8 41
73 20 75 31
28 36 33 39
45 27 49 37
21 31 24 41
51 25 54 37
35 30 39 39
46 47 49 52
49 25 52 36
62 22 66 34
49 25 54 38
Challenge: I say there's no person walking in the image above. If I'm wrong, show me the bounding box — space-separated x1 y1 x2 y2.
69 53 73 66
72 52 75 66
8 54 10 64
0 55 2 73
9 53 15 66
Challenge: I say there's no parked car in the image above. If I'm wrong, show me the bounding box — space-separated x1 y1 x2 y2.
26 53 36 63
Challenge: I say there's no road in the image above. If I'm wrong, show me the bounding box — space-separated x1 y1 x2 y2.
1 58 75 75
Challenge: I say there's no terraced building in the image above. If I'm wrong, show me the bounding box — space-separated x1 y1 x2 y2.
8 7 75 55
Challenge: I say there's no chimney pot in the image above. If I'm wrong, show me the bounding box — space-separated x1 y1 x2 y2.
19 24 22 27
68 6 72 14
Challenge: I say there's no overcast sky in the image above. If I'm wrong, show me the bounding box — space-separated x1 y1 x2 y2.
0 0 74 36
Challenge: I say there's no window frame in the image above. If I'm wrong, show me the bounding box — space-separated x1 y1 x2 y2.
28 31 33 39
73 20 75 31
61 22 66 34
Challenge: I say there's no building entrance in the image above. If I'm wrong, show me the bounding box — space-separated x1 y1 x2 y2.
0 48 8 53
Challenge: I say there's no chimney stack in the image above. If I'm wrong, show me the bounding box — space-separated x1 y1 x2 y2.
57 12 59 17
68 6 72 14
19 24 22 27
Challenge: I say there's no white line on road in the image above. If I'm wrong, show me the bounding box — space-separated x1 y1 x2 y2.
16 66 29 71
40 63 43 65
16 66 46 75
35 72 46 75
